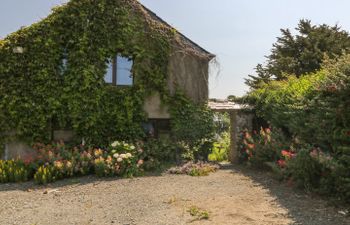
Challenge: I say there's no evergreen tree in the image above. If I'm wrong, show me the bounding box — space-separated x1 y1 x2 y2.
246 19 350 90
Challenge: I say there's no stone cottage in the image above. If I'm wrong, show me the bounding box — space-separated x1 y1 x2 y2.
0 0 214 159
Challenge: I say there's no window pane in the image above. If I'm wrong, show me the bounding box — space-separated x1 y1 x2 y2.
60 50 68 75
117 55 133 85
104 59 113 83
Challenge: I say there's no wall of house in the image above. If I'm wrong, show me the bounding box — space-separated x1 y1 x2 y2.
167 46 210 103
143 46 210 119
2 47 211 160
143 92 170 119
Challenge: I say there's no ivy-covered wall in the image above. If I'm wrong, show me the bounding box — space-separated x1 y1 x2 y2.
0 0 213 148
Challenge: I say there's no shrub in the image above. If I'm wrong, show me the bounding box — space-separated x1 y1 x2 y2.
170 93 215 161
287 148 323 190
245 54 350 203
238 128 289 167
140 139 177 171
92 142 142 178
249 54 350 154
208 132 229 162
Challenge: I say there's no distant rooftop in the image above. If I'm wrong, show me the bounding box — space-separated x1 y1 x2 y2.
208 99 250 111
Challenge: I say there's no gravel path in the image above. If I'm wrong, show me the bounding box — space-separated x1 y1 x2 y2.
0 164 348 225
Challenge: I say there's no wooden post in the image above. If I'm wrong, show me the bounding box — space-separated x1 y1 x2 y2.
229 111 238 163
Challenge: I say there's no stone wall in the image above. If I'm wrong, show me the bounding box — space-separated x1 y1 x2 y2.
236 112 254 134
3 142 36 160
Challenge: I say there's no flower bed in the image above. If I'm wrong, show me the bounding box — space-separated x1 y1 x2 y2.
0 141 146 185
168 161 220 176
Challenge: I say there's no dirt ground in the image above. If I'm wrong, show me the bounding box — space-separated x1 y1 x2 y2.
0 164 349 225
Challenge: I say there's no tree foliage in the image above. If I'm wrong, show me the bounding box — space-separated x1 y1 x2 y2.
246 19 350 90
250 54 350 152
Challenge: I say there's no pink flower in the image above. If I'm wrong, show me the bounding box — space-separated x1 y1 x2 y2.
137 159 144 165
277 159 286 168
310 149 318 158
281 150 295 159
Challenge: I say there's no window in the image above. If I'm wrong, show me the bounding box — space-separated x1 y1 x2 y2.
59 49 68 75
104 55 133 86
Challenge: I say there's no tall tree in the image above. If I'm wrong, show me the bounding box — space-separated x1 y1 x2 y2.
246 19 350 89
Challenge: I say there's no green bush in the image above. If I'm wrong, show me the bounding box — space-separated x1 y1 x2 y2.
139 139 177 171
287 149 323 190
208 132 229 162
170 92 215 161
250 54 350 153
246 54 350 202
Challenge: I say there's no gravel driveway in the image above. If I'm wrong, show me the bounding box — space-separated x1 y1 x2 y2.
0 164 348 225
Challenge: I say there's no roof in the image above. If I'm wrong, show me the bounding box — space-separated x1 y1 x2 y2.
208 100 251 112
142 5 215 60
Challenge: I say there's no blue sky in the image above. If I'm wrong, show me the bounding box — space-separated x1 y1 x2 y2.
1 0 350 98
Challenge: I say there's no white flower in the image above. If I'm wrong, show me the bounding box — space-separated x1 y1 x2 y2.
117 157 123 162
120 154 127 159
126 153 132 158
113 153 119 159
130 145 135 150
111 141 119 147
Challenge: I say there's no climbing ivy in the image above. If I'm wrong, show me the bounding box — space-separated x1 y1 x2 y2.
0 0 212 148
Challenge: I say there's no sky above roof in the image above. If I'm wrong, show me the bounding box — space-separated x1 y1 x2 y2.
1 0 350 98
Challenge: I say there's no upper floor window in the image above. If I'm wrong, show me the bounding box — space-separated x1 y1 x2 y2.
59 49 68 75
104 55 133 86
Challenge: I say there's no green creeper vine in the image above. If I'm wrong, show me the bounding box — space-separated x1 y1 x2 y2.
0 0 213 151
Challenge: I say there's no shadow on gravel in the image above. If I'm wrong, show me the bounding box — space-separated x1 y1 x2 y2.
221 163 350 225
0 169 170 192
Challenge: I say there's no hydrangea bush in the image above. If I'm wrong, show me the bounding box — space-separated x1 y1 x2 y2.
238 128 350 203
